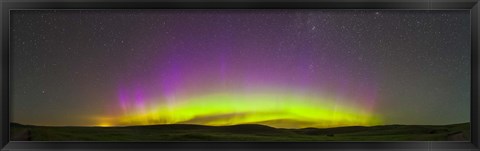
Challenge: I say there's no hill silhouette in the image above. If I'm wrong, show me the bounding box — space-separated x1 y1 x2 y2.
10 122 470 141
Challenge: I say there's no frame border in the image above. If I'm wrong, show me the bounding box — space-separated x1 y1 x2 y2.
1 0 479 150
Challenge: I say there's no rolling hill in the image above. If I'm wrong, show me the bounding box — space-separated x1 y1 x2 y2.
10 122 470 141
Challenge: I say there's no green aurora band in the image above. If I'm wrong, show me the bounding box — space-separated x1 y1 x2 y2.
99 90 382 128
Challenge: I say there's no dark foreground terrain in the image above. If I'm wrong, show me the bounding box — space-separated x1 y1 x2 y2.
10 122 470 141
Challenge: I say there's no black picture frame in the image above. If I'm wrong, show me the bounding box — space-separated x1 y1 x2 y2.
1 0 479 150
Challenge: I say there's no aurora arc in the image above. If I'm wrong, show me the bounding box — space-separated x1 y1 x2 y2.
99 89 382 128
89 10 387 129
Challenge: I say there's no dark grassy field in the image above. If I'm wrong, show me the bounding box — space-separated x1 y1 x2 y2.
10 122 470 141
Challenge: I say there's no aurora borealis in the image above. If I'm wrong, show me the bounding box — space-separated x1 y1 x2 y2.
11 10 470 128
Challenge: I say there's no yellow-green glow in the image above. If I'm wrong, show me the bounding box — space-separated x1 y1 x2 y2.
101 91 382 128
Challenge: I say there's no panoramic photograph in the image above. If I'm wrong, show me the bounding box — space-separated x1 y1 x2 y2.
10 10 470 141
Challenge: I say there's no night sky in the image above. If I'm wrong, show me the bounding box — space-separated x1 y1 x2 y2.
11 10 470 128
